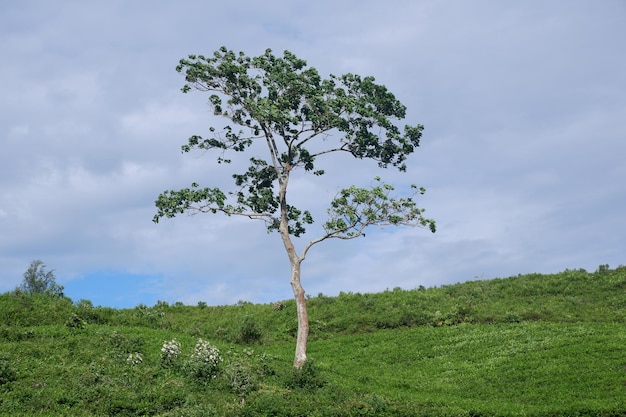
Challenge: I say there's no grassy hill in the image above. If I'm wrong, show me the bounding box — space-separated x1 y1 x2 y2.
1 265 625 416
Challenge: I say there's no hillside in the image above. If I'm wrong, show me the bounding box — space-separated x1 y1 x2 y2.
1 265 625 416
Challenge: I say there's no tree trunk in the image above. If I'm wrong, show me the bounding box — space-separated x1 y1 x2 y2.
290 260 309 368
277 170 309 368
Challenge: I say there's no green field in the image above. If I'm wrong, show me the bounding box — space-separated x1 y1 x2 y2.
1 265 625 416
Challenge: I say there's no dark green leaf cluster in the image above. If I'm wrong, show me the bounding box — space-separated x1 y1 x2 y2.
175 47 422 170
154 185 228 222
0 354 17 385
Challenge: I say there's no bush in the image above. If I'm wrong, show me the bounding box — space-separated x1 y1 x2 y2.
284 359 326 390
238 315 262 344
224 361 258 398
75 299 113 324
66 313 87 330
184 338 222 384
160 338 182 368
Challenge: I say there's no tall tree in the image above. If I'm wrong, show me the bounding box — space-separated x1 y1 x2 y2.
18 260 64 297
154 47 436 368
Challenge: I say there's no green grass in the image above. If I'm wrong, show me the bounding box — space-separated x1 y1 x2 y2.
310 322 626 414
1 265 625 416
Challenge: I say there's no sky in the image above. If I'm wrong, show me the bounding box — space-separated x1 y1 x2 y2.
1 1 624 308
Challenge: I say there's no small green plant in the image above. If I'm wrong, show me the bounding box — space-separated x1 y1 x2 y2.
257 352 277 377
133 304 165 324
223 361 257 399
75 299 104 324
0 354 17 385
504 311 521 323
108 330 145 355
238 315 262 344
284 359 326 390
75 299 93 310
65 313 87 330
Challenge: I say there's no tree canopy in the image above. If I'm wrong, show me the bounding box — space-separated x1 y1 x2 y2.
17 260 64 298
153 47 433 234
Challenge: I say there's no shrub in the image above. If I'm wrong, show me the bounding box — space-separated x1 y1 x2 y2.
160 338 182 367
184 338 222 384
284 359 326 390
65 313 87 330
133 304 165 325
107 330 146 355
238 315 262 344
224 361 258 398
75 299 93 310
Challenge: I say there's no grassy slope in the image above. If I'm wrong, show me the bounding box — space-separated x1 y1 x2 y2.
0 266 625 416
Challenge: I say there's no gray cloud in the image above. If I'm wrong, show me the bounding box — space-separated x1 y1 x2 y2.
1 0 624 306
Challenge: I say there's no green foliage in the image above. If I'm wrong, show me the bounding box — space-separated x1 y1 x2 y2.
132 303 167 326
65 313 87 330
325 177 435 238
238 315 263 344
0 354 17 385
17 259 64 298
0 291 75 326
153 46 433 238
108 329 146 356
284 359 326 390
223 360 258 398
160 338 182 368
183 338 223 384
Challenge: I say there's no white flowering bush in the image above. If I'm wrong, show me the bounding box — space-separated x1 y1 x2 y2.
185 338 222 383
126 352 143 366
160 338 181 367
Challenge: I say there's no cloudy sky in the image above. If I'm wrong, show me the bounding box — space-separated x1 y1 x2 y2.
1 1 624 308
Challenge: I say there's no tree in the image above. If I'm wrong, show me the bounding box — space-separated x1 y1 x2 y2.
18 260 64 297
154 47 436 368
